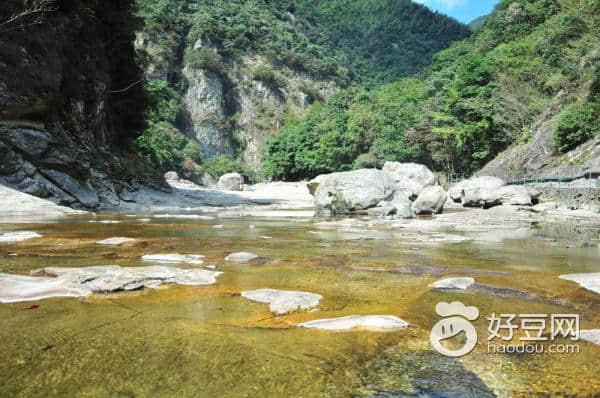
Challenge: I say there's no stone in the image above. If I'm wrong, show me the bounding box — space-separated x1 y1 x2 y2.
96 237 136 245
141 254 205 265
382 162 437 198
217 172 244 191
241 289 322 315
0 140 24 175
90 169 120 207
0 265 223 303
298 315 409 331
580 330 600 345
307 174 329 196
0 273 92 303
461 185 540 208
448 176 505 203
412 186 447 215
0 184 84 220
200 173 216 188
225 252 259 262
1 128 51 157
40 169 99 208
0 231 42 242
164 171 179 181
313 169 396 216
559 273 600 295
432 277 475 290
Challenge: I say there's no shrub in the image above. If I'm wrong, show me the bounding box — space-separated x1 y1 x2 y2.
552 101 600 153
353 153 378 169
184 47 226 77
250 66 287 91
196 155 257 183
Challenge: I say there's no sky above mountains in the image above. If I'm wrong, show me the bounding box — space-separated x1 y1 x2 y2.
414 0 500 23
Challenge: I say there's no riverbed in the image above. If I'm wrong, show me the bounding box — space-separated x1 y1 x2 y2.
1 209 600 397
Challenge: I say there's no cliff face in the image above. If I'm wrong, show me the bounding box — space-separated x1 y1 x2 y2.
0 0 161 208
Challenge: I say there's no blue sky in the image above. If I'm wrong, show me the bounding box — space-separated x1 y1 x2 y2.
413 0 500 23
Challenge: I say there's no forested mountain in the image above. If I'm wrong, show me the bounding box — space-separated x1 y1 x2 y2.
263 0 600 181
132 0 469 181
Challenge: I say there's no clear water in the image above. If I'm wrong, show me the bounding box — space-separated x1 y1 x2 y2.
1 212 599 397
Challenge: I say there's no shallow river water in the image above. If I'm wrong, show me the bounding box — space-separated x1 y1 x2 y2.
1 209 599 397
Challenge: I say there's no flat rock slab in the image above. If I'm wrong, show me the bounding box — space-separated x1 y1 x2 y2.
559 273 600 295
153 214 215 220
142 254 205 265
432 277 475 290
96 237 136 245
580 330 600 345
0 265 222 303
0 231 42 242
241 289 322 315
298 315 409 331
225 252 259 262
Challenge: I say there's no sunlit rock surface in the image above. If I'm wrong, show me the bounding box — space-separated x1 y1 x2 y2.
0 231 42 243
432 277 475 290
96 237 136 245
241 289 322 315
0 266 222 303
559 273 600 294
299 315 409 331
225 252 259 262
141 254 205 265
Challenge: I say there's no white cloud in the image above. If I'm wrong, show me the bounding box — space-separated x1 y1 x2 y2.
414 0 467 9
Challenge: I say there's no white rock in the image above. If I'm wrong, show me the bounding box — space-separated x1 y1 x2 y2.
382 162 438 198
217 172 244 191
96 237 136 246
153 214 215 220
241 289 322 315
580 330 600 345
0 231 42 243
0 265 223 303
432 277 475 290
448 176 505 203
0 273 92 303
142 254 205 265
559 273 600 295
225 252 259 262
412 186 447 215
213 225 224 229
298 315 409 331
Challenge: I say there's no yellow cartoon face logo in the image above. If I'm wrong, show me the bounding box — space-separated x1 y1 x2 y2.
430 301 480 357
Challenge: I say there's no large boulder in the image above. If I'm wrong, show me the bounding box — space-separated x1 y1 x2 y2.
448 176 505 203
382 162 437 198
164 171 179 182
314 169 396 216
39 169 99 209
412 186 447 215
307 174 328 196
217 172 244 191
461 185 537 208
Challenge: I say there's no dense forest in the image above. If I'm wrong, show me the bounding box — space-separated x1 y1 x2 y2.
263 0 600 180
132 0 470 180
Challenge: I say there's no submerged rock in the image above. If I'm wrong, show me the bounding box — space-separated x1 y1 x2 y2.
432 277 475 290
0 265 222 303
141 254 205 265
241 289 322 315
96 237 136 245
298 315 409 331
0 231 42 243
313 169 396 216
225 252 259 262
412 186 447 215
559 273 600 295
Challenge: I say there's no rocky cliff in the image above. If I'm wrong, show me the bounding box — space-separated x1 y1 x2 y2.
0 0 163 208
